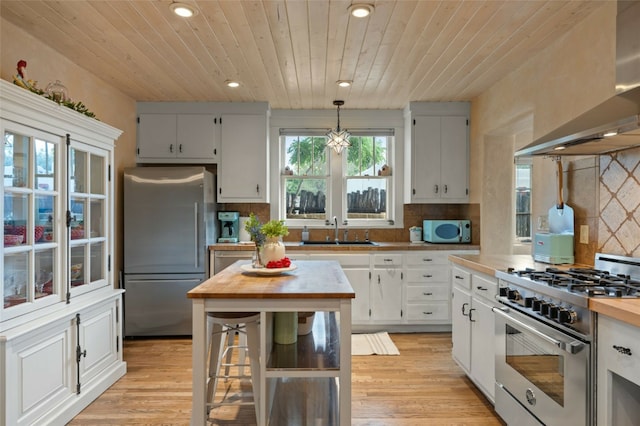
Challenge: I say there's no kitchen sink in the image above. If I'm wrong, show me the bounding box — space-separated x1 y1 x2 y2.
299 240 378 246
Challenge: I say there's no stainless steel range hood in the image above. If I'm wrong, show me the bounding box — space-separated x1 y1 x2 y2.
516 1 640 156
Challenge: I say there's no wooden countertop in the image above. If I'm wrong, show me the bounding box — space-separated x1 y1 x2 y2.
590 298 640 328
449 253 640 328
210 242 480 252
187 260 355 299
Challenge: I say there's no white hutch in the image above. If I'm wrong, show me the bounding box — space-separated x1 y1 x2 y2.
1 80 125 425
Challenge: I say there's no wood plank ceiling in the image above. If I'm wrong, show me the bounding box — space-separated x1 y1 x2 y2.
0 0 606 110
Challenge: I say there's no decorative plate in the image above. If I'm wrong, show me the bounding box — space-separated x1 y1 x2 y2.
240 264 297 276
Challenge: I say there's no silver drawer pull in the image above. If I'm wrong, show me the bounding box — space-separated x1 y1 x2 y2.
476 286 488 291
455 275 464 280
423 258 433 262
423 274 433 278
423 292 433 296
423 311 433 315
384 258 393 262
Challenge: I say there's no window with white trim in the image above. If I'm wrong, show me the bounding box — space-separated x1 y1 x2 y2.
280 130 394 228
515 158 532 242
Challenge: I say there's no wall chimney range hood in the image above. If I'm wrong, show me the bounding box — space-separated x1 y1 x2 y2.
516 1 640 156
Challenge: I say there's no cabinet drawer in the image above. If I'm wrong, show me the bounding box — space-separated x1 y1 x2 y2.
452 266 471 290
373 254 402 267
405 267 449 283
599 315 640 385
406 302 450 321
472 274 498 301
405 252 449 266
406 285 449 301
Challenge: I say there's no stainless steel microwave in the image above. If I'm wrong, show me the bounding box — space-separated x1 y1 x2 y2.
423 220 471 243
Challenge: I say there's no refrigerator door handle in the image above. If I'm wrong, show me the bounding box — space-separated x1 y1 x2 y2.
194 202 199 268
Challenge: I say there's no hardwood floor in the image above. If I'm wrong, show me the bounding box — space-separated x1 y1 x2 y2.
68 333 504 425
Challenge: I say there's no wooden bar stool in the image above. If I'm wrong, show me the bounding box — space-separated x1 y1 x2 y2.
206 312 260 422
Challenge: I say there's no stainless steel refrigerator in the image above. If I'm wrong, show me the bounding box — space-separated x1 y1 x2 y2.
123 166 216 336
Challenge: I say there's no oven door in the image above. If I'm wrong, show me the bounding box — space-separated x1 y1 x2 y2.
493 306 590 426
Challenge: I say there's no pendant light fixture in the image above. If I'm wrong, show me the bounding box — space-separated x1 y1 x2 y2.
326 100 351 154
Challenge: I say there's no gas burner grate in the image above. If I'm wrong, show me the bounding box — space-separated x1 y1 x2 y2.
506 266 640 297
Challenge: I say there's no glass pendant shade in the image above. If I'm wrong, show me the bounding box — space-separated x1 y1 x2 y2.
327 100 350 154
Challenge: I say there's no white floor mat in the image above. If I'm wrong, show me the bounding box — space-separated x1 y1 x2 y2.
351 332 400 356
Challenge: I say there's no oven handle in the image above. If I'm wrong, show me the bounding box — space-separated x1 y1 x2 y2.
492 306 586 355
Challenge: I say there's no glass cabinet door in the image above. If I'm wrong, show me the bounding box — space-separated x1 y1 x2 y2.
68 143 109 294
3 124 61 315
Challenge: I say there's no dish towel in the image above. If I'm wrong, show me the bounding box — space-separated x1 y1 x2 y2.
351 332 400 356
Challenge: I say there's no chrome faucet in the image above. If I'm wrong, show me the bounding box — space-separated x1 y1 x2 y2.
333 216 339 242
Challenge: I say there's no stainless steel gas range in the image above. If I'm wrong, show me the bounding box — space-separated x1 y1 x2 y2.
492 253 640 426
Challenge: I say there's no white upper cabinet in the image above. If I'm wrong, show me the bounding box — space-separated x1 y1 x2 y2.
217 112 269 203
405 102 470 203
137 113 219 163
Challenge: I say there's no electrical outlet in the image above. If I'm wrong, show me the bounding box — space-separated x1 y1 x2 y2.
580 225 589 244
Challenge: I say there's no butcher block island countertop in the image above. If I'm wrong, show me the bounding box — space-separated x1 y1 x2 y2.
187 260 354 426
449 253 640 328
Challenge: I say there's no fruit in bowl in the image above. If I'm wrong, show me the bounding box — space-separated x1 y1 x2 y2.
4 234 23 246
265 257 291 269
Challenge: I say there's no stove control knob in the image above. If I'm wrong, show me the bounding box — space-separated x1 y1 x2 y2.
499 287 509 297
549 305 560 319
532 299 543 312
508 289 522 301
557 308 578 324
524 297 537 308
540 302 552 316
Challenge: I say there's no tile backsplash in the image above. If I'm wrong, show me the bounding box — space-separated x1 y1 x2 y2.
599 148 640 257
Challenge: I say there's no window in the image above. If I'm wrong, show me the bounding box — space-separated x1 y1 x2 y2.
515 159 532 242
280 130 394 228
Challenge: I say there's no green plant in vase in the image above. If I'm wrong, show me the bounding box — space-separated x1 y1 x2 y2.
244 213 289 267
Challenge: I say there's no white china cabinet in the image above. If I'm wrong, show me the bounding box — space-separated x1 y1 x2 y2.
1 80 125 426
404 102 470 203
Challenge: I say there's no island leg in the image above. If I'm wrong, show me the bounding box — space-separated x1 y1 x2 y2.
191 299 207 425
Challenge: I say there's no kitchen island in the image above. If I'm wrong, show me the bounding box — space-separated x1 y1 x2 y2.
187 260 355 426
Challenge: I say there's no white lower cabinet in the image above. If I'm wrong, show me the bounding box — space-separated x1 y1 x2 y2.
1 291 125 426
371 254 403 323
405 252 451 323
597 314 640 426
451 264 498 402
303 253 371 324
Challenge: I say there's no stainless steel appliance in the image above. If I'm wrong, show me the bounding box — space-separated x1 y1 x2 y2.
493 253 640 426
422 219 471 243
213 250 253 275
516 1 640 156
123 167 217 336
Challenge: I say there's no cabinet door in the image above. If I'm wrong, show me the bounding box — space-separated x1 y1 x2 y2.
68 141 111 297
77 298 120 387
176 114 218 161
3 324 73 425
218 114 268 202
469 296 496 400
439 116 468 200
137 113 177 159
371 268 402 321
3 122 62 322
343 268 370 323
411 116 441 201
451 285 471 372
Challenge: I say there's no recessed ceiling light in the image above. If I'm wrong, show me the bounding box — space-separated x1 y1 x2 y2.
336 80 353 87
225 80 240 88
170 3 198 18
348 4 374 18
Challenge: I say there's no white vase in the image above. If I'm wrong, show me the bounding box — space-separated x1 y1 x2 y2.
260 236 286 264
